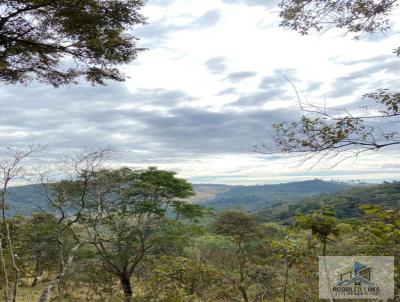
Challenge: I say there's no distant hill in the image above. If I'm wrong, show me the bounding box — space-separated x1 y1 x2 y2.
3 179 354 216
194 179 353 211
257 181 400 224
4 184 49 216
189 184 231 204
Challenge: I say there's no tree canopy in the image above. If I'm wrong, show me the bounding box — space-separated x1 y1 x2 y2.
279 0 399 41
0 0 146 86
72 167 201 302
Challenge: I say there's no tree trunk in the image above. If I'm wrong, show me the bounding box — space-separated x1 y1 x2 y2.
32 258 43 287
37 243 81 302
238 285 249 302
283 263 290 302
32 275 39 288
1 184 20 302
0 236 10 302
237 241 249 302
119 274 133 302
32 273 41 287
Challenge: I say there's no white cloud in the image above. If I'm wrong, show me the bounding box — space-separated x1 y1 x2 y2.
1 0 399 184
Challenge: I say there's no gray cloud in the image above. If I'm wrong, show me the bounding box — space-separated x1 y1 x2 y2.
222 0 278 8
135 106 299 154
226 68 299 107
0 82 299 157
134 21 177 48
135 9 222 48
188 9 221 29
339 54 395 66
226 71 257 83
329 79 367 98
329 56 400 98
135 22 174 40
217 87 237 95
307 81 324 92
258 68 297 89
128 88 194 106
205 56 227 75
149 0 175 7
232 90 287 106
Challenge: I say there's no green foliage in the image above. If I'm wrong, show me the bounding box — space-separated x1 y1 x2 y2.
18 214 61 281
272 115 369 153
360 204 400 248
143 255 223 301
67 167 203 300
0 0 146 86
2 170 400 301
259 181 400 223
296 206 339 255
2 179 351 215
203 179 350 211
212 210 261 242
279 0 397 37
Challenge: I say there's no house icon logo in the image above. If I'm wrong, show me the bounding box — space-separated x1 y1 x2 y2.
336 261 374 287
319 256 394 300
331 261 381 297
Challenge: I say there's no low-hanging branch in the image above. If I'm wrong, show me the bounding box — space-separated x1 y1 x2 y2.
255 89 400 163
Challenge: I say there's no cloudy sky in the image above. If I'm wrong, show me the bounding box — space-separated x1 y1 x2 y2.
1 0 400 185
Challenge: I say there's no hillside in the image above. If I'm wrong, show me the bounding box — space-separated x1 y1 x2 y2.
4 184 49 216
4 179 352 216
195 179 352 210
257 181 400 224
189 184 231 203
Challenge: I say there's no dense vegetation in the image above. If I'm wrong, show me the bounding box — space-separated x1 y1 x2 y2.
4 179 351 216
257 181 400 224
202 179 351 210
1 162 400 301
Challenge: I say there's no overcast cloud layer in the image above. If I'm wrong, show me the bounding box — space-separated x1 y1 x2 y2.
1 0 400 184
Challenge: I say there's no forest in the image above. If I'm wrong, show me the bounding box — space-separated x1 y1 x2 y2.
0 148 398 302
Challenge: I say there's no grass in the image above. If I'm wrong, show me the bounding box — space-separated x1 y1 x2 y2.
5 283 125 302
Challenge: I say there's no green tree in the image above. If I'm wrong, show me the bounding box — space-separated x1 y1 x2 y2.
145 255 222 301
212 210 261 302
18 214 60 287
77 167 202 302
296 206 339 256
0 0 146 86
360 204 400 250
269 238 308 302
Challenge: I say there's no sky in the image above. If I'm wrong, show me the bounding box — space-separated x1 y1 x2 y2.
0 0 400 185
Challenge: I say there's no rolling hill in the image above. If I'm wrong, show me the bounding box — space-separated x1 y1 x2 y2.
256 181 400 224
196 179 353 210
3 179 353 216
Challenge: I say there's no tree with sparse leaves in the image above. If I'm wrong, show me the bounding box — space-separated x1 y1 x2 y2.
279 0 399 42
212 210 262 302
259 1 400 160
0 0 146 86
